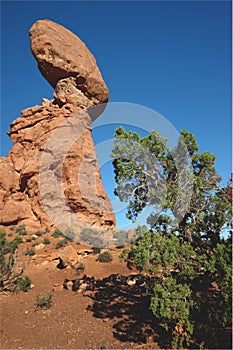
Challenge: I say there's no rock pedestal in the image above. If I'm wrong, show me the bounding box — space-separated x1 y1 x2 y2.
0 20 115 233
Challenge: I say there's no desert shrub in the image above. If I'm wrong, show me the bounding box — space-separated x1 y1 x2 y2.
113 230 129 247
52 229 64 238
64 227 75 241
34 292 53 309
23 248 36 256
26 238 32 242
55 239 67 249
32 242 39 247
98 250 113 263
80 228 103 248
43 238 51 245
75 263 85 276
15 224 27 236
44 227 50 233
16 276 32 292
35 230 43 237
0 230 31 291
10 225 15 232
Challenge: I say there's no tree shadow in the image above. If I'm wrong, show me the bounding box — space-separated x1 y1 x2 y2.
85 274 171 348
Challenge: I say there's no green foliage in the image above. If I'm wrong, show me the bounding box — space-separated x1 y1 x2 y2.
16 276 32 292
42 237 51 245
23 248 36 256
35 230 43 237
15 225 27 236
32 242 39 247
98 250 113 263
55 239 67 249
112 127 232 347
112 127 232 247
52 229 64 238
34 292 53 309
151 279 194 348
113 230 129 247
64 227 75 241
0 229 31 292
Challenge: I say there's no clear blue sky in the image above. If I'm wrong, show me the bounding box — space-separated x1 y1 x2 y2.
1 1 232 228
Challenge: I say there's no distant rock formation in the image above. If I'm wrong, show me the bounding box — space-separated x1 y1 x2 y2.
0 19 115 233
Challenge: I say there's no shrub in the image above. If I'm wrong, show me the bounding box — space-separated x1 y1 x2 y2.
34 292 53 309
98 250 113 263
55 239 67 249
113 230 129 248
43 238 51 245
23 248 36 256
80 228 103 248
35 230 43 237
15 224 27 236
0 230 31 292
52 229 64 238
75 263 85 276
64 227 75 241
32 242 39 247
26 238 32 242
16 276 32 292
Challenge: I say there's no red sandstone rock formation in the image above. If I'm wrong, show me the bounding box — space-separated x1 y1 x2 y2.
0 19 115 234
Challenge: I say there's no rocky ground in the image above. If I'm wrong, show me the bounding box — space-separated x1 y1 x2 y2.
0 233 164 350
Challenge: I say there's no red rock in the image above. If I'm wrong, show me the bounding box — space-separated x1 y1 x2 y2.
0 19 115 233
30 19 109 105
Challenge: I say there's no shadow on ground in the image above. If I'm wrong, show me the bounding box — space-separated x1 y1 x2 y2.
85 274 171 348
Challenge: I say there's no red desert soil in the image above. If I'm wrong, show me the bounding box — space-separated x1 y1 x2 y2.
0 244 162 349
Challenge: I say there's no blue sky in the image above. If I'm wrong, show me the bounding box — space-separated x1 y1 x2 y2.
1 1 232 229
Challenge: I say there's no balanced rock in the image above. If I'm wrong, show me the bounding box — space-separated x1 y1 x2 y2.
0 20 115 234
30 19 109 105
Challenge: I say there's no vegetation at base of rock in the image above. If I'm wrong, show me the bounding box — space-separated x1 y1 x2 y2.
98 250 113 263
34 292 53 309
112 127 232 348
0 229 32 292
23 248 36 256
55 239 68 249
113 230 129 247
35 230 43 237
64 227 75 241
15 276 32 292
43 237 51 245
15 224 27 236
52 229 64 238
80 228 104 248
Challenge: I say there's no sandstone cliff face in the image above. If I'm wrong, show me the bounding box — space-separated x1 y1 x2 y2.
0 19 115 233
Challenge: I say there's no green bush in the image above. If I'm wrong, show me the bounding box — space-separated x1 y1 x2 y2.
43 238 51 245
35 230 43 237
34 292 53 309
0 230 31 292
15 225 27 236
32 242 39 247
64 227 75 241
98 250 113 263
23 248 36 256
52 229 64 238
113 230 129 247
16 276 32 292
55 239 67 249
